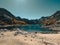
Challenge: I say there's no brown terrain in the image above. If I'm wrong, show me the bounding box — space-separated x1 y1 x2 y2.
0 30 60 45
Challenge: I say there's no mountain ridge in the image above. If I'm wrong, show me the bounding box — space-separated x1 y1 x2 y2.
0 8 26 25
40 11 60 26
0 8 60 25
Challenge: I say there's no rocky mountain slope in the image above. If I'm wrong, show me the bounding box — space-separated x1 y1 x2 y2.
0 8 60 26
16 17 39 24
40 11 60 26
0 8 26 25
0 8 39 25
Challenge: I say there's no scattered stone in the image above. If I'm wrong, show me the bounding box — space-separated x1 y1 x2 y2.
30 39 32 41
25 35 27 37
14 33 17 36
35 32 37 34
24 39 27 41
1 33 4 35
14 31 22 36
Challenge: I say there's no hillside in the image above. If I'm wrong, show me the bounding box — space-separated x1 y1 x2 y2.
16 17 39 24
1 8 60 26
0 8 40 25
0 8 26 25
40 11 60 26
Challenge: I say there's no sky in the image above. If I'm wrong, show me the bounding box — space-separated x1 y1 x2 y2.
0 0 60 19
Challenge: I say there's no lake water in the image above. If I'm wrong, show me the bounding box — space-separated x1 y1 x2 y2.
19 24 55 33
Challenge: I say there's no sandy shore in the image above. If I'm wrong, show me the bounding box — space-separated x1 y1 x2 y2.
0 30 60 45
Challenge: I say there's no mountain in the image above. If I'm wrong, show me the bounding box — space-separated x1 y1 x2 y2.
40 11 60 26
1 8 60 26
50 11 60 20
16 17 39 24
0 8 39 25
0 8 26 25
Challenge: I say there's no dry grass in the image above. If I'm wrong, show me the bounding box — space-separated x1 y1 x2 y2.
0 30 60 45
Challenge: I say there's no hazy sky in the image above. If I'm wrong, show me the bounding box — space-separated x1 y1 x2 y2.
0 0 60 19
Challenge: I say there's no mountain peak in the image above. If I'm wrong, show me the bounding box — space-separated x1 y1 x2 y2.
54 11 60 15
0 8 7 10
0 8 26 25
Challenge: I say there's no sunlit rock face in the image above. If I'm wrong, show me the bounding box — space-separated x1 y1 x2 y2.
40 11 60 26
0 8 14 25
0 8 16 18
0 8 26 25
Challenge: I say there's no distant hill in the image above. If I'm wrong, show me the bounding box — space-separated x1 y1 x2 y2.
16 17 39 24
0 8 26 25
40 11 60 26
1 8 60 26
0 8 40 25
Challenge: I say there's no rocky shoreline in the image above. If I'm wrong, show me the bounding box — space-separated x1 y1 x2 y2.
41 25 60 34
0 29 60 45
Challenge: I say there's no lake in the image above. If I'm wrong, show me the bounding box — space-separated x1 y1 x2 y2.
19 24 56 33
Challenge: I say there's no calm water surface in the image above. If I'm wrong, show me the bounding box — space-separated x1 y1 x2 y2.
19 24 55 33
